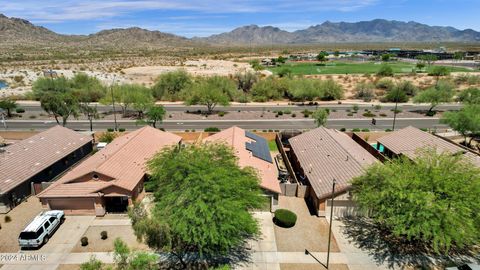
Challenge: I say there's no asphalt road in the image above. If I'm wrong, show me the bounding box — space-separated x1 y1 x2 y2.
3 118 447 132
17 102 463 113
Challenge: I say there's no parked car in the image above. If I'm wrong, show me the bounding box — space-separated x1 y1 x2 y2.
18 210 65 248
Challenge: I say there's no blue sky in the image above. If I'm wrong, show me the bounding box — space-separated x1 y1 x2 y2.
1 0 479 37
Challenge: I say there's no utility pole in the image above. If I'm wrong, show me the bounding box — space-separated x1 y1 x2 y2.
326 179 336 269
110 75 118 131
392 89 400 131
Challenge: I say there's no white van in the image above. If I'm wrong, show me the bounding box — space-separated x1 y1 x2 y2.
18 210 65 248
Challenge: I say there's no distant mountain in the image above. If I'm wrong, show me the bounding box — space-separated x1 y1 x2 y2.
1 14 479 48
0 14 191 48
198 19 480 45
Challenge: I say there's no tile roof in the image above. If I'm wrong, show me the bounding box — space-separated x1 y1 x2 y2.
377 126 480 167
0 126 92 195
204 126 281 193
38 126 182 198
289 127 378 200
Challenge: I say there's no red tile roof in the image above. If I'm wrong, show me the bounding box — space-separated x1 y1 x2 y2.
204 127 281 193
38 126 181 198
289 127 378 200
377 126 480 167
0 126 92 195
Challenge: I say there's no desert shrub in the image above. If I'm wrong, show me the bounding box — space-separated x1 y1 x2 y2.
118 128 126 132
382 86 409 103
385 128 392 132
340 128 346 132
100 231 108 240
377 64 394 77
354 82 375 102
362 128 370 132
98 132 117 143
391 109 403 113
352 104 359 112
375 78 394 90
107 128 114 132
277 111 283 116
363 112 376 117
291 113 296 117
218 111 225 117
204 127 220 132
396 80 418 96
29 115 36 119
4 216 11 223
374 105 382 110
428 66 450 76
347 113 354 116
380 113 387 117
15 108 25 113
352 128 361 132
13 75 24 83
302 109 312 118
283 109 292 114
81 237 89 246
274 209 297 228
251 77 288 102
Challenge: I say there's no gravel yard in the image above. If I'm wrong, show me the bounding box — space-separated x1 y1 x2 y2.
71 225 149 252
0 197 43 252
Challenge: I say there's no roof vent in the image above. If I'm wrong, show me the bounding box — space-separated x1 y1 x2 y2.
93 174 99 180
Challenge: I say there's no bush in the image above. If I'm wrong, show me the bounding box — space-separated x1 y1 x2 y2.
218 111 225 117
98 132 117 143
4 216 11 223
204 127 220 132
374 105 382 110
340 128 346 132
375 78 394 90
118 128 126 132
277 111 283 116
361 128 370 132
352 104 359 112
81 237 89 246
426 110 437 116
429 66 450 76
107 128 114 132
347 113 354 116
363 112 376 117
291 113 296 117
391 109 402 113
385 128 393 132
283 109 292 114
380 113 387 117
354 82 375 102
352 128 361 132
100 231 108 240
274 209 297 228
15 108 25 113
302 109 311 118
29 115 37 119
377 64 394 77
383 87 409 103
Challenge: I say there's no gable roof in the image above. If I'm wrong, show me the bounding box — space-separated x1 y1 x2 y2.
38 126 182 198
289 127 378 200
0 126 91 195
377 126 480 167
204 126 281 193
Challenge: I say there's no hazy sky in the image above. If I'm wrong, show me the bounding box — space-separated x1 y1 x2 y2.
1 0 479 37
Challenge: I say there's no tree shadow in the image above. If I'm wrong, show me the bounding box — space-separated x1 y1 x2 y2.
339 216 480 269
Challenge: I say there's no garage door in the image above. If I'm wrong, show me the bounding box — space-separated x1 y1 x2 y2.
48 199 95 215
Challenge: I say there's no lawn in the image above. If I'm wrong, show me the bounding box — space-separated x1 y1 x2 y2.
268 61 472 75
268 140 279 152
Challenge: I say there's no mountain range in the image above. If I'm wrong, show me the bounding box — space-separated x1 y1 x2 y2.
1 14 479 48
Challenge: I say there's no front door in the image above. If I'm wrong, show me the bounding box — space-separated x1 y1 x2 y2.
105 196 129 213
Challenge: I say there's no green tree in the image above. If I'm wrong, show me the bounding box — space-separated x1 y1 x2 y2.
414 80 454 115
277 56 287 64
457 87 480 104
145 105 166 128
277 67 292 78
249 60 264 71
441 105 480 146
416 62 426 70
70 73 106 102
101 84 140 117
287 78 322 102
151 70 192 101
416 54 438 66
428 66 450 77
453 51 465 61
40 92 79 126
354 82 375 102
352 149 480 254
0 98 17 117
183 77 234 114
130 144 263 267
381 54 391 62
312 108 330 127
131 86 154 119
250 77 288 102
383 85 409 103
114 238 130 270
234 71 258 93
113 238 159 270
316 51 329 62
32 77 71 99
376 64 394 77
321 79 344 100
80 104 99 132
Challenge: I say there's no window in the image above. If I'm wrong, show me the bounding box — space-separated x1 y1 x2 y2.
44 221 50 228
49 217 56 223
36 227 44 237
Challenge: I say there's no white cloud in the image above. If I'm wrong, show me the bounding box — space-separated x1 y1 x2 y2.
0 0 379 23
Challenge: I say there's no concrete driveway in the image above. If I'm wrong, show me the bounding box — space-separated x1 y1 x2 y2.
1 216 95 270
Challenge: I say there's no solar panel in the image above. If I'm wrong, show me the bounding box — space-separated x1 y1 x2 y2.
245 131 273 163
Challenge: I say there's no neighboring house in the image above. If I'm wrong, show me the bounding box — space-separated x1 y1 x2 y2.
288 127 378 217
37 126 182 216
204 126 281 210
377 126 480 167
0 126 93 213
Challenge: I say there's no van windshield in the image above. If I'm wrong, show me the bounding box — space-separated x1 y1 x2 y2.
19 231 38 240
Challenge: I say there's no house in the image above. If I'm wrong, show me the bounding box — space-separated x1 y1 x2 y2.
204 127 281 210
0 126 93 213
376 126 480 166
37 126 182 216
288 127 378 217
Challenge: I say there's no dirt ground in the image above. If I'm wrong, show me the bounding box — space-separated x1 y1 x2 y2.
57 264 115 270
280 264 349 270
274 196 340 253
71 225 149 252
0 197 43 252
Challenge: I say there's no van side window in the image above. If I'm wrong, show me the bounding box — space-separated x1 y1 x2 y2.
44 221 50 228
49 217 56 223
36 227 44 237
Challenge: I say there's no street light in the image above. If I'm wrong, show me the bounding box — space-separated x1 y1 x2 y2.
326 179 336 269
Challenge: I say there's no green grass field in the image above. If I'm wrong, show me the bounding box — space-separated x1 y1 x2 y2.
268 61 472 75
